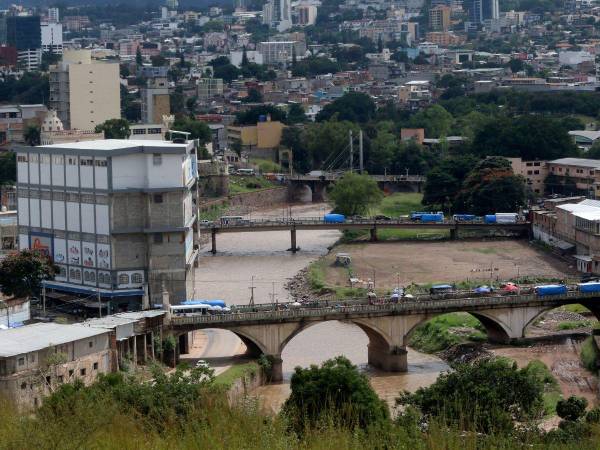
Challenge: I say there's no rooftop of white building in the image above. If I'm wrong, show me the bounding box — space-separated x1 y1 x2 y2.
38 139 186 151
0 323 109 357
550 157 600 168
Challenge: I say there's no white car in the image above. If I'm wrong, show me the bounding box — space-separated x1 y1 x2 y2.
195 359 209 369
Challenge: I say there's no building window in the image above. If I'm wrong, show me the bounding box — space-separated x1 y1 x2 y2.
132 128 146 135
95 159 107 167
131 273 143 284
153 194 163 203
69 369 74 377
153 154 162 165
57 375 63 383
17 154 27 162
80 368 86 376
54 156 64 164
89 341 93 348
153 233 163 244
18 357 24 366
534 170 539 175
20 382 26 390
93 362 98 370
67 157 77 165
118 274 130 285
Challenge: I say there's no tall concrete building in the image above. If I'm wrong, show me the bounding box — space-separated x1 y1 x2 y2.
429 5 451 31
197 78 224 100
141 76 170 124
41 22 63 54
262 0 292 31
47 7 60 23
15 139 199 311
467 0 483 23
5 16 41 70
482 0 499 20
49 50 120 131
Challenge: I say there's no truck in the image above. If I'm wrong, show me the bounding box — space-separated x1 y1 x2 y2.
578 282 600 293
485 213 518 224
324 213 346 223
420 213 444 223
452 214 476 222
534 285 567 296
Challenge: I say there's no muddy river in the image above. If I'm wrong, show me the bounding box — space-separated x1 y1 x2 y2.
194 203 450 411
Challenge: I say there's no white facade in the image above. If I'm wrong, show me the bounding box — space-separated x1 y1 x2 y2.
41 23 63 54
16 140 198 306
48 7 59 23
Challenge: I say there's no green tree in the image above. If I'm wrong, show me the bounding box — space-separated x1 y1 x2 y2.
282 126 311 174
422 155 478 211
286 103 307 124
304 120 360 168
557 396 588 422
316 92 376 123
23 125 41 146
329 172 383 216
509 58 525 73
398 358 545 434
241 45 249 67
235 105 287 125
0 152 16 185
377 35 383 53
408 104 454 138
213 64 240 83
242 88 263 103
170 117 211 144
150 54 167 67
0 250 57 298
587 141 600 159
454 156 526 215
367 123 396 173
281 356 389 431
94 119 131 139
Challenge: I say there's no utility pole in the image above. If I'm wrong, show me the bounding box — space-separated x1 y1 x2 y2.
42 285 46 316
249 276 256 307
97 288 102 318
359 130 364 173
269 282 278 308
349 130 353 172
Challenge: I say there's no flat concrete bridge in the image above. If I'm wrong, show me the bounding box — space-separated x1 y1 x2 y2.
169 290 600 381
200 217 531 253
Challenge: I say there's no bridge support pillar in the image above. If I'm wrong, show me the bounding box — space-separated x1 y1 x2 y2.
289 228 298 253
368 344 407 372
270 355 284 382
211 229 217 254
370 228 378 242
450 227 458 240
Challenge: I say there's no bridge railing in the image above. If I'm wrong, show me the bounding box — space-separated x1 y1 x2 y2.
170 290 595 326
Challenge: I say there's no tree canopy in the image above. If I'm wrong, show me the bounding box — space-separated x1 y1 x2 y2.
329 172 383 216
0 250 57 298
94 119 131 139
235 105 287 125
316 92 376 123
281 356 389 431
170 117 211 144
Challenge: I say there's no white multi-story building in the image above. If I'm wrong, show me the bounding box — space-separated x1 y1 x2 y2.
49 50 120 131
41 23 63 54
263 0 292 31
47 7 60 23
257 40 306 65
16 139 199 311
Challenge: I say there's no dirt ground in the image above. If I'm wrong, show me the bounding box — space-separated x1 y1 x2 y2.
324 239 577 289
491 339 598 407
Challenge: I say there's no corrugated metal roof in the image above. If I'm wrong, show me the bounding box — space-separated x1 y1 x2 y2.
0 323 109 357
556 203 600 212
580 199 600 208
550 158 600 168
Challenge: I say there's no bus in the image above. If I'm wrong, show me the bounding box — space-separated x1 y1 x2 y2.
170 304 214 316
220 216 245 225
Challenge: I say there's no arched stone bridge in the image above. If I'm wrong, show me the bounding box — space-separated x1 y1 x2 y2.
169 292 600 381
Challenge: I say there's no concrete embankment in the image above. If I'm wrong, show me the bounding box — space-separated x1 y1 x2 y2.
226 367 267 405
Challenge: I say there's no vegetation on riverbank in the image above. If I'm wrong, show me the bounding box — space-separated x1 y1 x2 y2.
1 357 598 449
229 175 280 194
522 360 563 415
214 361 260 388
408 313 486 353
581 336 599 373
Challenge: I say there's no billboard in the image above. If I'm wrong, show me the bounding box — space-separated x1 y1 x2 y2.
30 233 53 257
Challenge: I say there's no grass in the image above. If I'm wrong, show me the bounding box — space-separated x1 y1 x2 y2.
228 175 279 195
249 158 282 173
557 320 593 330
560 304 592 314
581 336 599 373
376 192 424 217
213 361 260 388
199 202 229 221
408 313 487 353
522 360 562 416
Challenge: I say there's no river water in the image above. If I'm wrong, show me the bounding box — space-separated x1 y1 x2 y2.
194 203 450 411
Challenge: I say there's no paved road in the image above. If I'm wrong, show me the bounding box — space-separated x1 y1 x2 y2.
179 329 247 376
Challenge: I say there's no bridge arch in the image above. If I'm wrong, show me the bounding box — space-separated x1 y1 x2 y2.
404 311 513 345
522 301 600 336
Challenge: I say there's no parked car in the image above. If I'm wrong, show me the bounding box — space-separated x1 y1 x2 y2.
374 215 392 221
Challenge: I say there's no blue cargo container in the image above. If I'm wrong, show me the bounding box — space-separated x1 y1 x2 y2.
578 282 600 293
324 213 346 223
410 211 430 220
484 215 497 224
453 214 476 222
421 213 444 223
535 285 567 296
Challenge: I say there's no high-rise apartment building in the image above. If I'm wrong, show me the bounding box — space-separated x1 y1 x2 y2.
41 22 63 54
16 139 199 310
429 5 451 31
262 0 292 31
257 40 306 65
482 0 499 20
49 50 120 131
296 5 318 26
5 16 41 70
48 7 60 23
141 76 170 124
467 0 482 23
